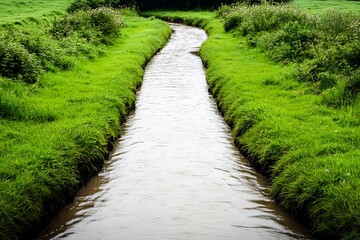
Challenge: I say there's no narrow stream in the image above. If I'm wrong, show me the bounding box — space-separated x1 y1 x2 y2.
37 24 312 240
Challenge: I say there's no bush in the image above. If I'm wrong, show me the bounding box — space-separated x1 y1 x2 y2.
89 8 124 37
224 14 243 32
58 33 104 59
51 8 124 45
0 39 40 84
220 3 310 35
346 69 360 96
257 21 318 62
318 10 360 41
8 29 71 72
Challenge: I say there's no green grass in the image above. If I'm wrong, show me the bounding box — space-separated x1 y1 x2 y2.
292 0 360 13
144 10 360 240
0 16 171 239
0 0 73 27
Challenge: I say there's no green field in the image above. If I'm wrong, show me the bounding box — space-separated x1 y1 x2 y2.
292 0 360 13
0 0 73 26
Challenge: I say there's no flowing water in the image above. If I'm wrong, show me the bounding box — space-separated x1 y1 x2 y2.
37 24 312 240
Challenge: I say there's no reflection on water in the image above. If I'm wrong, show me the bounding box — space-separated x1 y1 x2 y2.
37 24 312 240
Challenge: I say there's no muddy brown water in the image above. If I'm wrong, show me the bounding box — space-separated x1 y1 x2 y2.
37 24 312 240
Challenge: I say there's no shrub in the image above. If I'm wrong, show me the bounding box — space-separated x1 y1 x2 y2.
317 10 360 41
50 11 95 39
346 70 360 96
0 39 40 84
9 29 70 72
221 3 310 35
58 33 104 59
337 40 360 69
257 21 318 62
51 8 124 45
89 7 124 37
224 14 243 32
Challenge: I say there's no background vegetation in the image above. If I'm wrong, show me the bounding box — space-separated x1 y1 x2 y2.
144 4 360 239
66 0 292 12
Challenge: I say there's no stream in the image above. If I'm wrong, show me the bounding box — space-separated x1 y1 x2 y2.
37 24 312 240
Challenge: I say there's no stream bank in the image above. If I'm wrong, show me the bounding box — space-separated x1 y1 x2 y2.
0 17 171 240
37 23 311 240
142 11 360 239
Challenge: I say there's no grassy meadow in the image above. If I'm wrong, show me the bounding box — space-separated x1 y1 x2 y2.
0 0 73 27
144 5 360 239
0 2 171 239
292 0 360 13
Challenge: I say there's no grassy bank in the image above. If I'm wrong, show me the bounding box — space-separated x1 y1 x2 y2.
0 15 171 239
143 10 360 239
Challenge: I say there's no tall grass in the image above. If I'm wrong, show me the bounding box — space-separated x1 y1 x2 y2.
145 10 360 239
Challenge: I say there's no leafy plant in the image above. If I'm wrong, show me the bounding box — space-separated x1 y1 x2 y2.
0 39 41 83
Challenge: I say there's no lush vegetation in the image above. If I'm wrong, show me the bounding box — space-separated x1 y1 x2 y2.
66 0 292 12
0 3 171 239
1 0 360 239
0 7 124 84
144 7 360 239
219 3 360 108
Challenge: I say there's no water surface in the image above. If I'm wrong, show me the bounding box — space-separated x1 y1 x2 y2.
37 24 311 240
